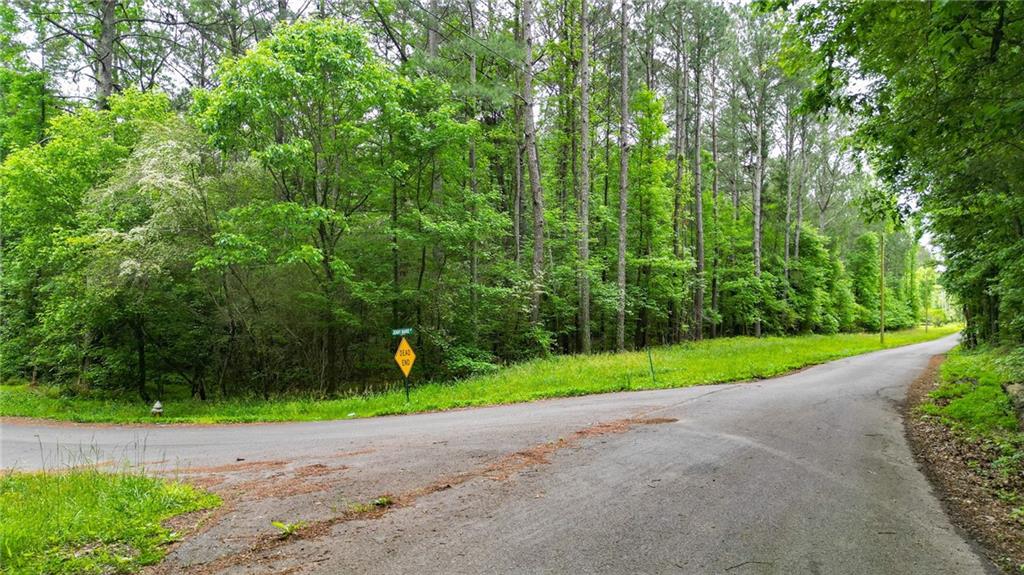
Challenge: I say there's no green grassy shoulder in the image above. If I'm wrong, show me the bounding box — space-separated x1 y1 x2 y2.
0 325 960 424
0 470 219 574
917 345 1024 567
921 346 1023 434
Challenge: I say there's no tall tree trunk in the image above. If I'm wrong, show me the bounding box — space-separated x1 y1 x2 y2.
670 28 685 343
783 101 795 278
693 32 704 341
37 47 47 137
731 82 740 223
468 17 479 330
601 52 613 349
522 0 546 326
753 106 763 338
794 118 807 261
616 0 629 352
513 121 523 263
556 11 571 224
710 61 720 339
392 180 400 328
427 0 440 56
226 0 244 55
322 253 339 395
133 315 150 403
578 0 592 354
682 41 690 167
512 0 523 264
96 0 117 108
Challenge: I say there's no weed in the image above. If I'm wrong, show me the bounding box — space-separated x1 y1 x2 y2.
996 489 1019 504
348 502 373 513
1010 507 1024 527
270 520 306 539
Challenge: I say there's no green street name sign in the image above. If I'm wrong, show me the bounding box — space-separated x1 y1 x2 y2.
391 327 414 336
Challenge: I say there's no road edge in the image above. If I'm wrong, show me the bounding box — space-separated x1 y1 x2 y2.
902 353 1020 575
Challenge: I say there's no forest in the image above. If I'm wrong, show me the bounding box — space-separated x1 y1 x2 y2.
5 0 1003 402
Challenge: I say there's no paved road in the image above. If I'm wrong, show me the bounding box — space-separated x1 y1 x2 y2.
0 334 996 574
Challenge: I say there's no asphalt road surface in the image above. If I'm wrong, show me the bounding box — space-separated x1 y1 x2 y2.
0 334 997 574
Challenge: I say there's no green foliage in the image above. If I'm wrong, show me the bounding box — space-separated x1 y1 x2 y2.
789 225 832 332
0 68 55 159
0 7 945 402
848 232 880 330
0 5 58 160
0 470 219 574
793 0 1024 347
627 87 686 346
0 91 177 394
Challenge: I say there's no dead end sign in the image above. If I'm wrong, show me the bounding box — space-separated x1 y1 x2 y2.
394 337 415 378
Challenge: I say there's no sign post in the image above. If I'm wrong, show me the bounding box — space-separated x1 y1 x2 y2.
393 334 416 401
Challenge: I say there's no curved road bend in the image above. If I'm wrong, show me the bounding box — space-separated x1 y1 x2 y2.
0 334 997 574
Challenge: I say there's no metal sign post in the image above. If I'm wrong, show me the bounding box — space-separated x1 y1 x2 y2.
393 334 416 402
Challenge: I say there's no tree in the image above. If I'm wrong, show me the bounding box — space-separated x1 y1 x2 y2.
0 6 57 159
0 90 175 394
849 232 880 331
667 0 688 343
196 20 466 394
629 87 677 348
578 0 592 354
521 0 546 329
20 0 180 108
736 9 781 337
692 1 706 340
615 0 629 351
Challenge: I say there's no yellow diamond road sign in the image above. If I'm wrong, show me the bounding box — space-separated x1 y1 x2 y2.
394 337 415 378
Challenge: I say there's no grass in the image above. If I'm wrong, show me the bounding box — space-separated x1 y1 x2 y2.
920 345 1022 434
917 345 1024 571
0 469 219 574
0 325 961 425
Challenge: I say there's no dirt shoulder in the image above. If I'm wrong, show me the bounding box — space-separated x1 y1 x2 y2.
142 416 677 574
904 354 1024 574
